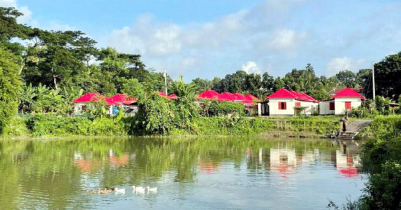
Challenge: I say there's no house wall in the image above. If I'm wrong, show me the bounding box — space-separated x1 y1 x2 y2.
74 103 87 114
334 98 362 115
298 101 319 115
319 98 362 115
319 101 335 115
268 99 295 116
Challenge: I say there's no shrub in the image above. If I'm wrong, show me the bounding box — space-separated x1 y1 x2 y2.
201 100 245 117
25 114 127 137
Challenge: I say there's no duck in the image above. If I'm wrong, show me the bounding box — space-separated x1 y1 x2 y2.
85 189 96 194
97 189 110 194
132 186 146 194
114 188 125 194
147 186 157 193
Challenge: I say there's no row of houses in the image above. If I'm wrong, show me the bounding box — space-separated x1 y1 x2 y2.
72 93 138 115
71 88 365 116
258 88 366 116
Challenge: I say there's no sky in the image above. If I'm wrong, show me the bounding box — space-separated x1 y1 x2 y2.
2 0 401 81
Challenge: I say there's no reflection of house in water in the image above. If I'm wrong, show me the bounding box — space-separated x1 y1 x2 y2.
270 148 297 175
108 149 129 167
73 152 100 173
198 161 221 174
335 150 360 177
301 149 320 164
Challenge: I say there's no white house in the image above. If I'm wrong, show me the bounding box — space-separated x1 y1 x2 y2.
258 89 318 116
319 88 365 115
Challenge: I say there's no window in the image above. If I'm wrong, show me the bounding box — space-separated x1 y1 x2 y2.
82 105 86 111
329 102 335 110
345 102 351 110
295 102 301 107
278 102 287 110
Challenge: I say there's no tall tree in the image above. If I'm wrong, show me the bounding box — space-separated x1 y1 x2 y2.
336 70 357 88
373 53 401 100
0 46 22 134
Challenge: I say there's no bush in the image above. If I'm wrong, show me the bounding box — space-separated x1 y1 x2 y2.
360 162 401 210
25 114 127 137
201 100 245 117
2 116 29 137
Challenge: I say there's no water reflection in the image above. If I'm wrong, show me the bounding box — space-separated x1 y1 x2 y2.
0 138 365 209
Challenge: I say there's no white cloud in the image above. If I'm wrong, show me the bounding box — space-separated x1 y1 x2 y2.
104 0 309 77
242 61 262 74
267 29 307 52
326 57 366 76
0 0 16 7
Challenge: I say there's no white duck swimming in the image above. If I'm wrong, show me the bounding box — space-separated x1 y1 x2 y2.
147 186 157 193
114 188 125 194
132 186 146 194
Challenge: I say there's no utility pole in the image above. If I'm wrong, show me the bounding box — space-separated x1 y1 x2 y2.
372 62 375 100
164 68 167 95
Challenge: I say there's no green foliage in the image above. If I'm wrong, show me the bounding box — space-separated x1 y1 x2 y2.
201 100 245 117
361 162 401 210
352 98 399 118
372 53 401 101
18 83 83 115
336 70 357 88
340 116 401 209
121 78 144 100
131 94 176 135
0 46 22 134
25 114 127 137
2 116 29 137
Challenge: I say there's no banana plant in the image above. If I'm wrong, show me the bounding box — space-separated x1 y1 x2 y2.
19 83 37 114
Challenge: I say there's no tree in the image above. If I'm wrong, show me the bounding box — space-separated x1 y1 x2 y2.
372 53 401 101
261 72 274 95
121 78 145 100
190 78 212 93
336 70 357 88
0 46 22 134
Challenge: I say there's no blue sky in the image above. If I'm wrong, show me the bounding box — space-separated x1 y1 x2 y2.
3 0 401 81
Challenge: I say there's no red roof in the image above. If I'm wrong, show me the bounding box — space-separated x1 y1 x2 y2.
198 90 220 100
244 94 260 102
168 94 178 100
158 91 167 97
233 93 245 101
266 89 318 102
72 93 101 103
331 88 366 100
243 94 260 104
157 91 178 100
301 93 318 103
108 94 137 104
218 92 236 101
266 89 299 99
72 93 118 106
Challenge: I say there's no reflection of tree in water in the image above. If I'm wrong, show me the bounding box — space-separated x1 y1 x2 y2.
0 137 338 208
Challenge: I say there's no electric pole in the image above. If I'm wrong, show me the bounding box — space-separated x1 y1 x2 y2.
164 68 167 95
372 62 375 100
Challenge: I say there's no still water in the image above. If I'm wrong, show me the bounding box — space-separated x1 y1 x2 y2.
0 137 365 210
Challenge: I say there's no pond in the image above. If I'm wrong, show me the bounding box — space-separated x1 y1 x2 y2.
0 137 366 209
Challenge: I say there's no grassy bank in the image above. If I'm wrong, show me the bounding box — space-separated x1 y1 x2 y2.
2 114 344 139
